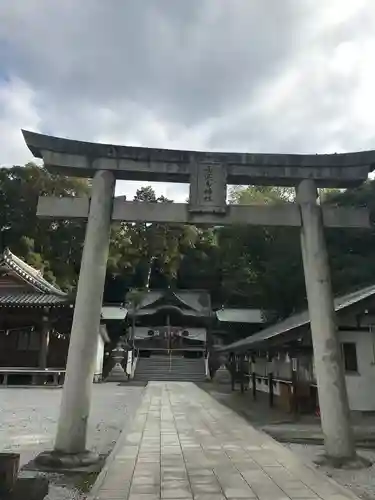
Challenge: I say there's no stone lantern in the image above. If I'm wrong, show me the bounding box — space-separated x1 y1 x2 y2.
106 340 128 382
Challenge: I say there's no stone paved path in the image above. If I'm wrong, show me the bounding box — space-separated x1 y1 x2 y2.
90 382 358 500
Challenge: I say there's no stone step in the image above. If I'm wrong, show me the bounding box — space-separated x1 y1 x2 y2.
137 368 204 372
137 359 204 363
135 367 204 370
136 363 205 369
136 366 205 370
136 372 205 375
137 374 205 376
137 376 205 378
136 366 203 370
134 357 206 382
136 373 205 377
137 367 205 370
135 377 206 382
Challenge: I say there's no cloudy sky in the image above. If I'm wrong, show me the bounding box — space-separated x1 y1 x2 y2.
0 0 374 200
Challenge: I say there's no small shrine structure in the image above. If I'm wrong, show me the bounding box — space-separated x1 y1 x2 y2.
128 289 211 357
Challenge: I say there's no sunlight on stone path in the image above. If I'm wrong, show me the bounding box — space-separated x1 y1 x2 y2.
91 382 358 500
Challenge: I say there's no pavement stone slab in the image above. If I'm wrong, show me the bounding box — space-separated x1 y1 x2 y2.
89 382 362 500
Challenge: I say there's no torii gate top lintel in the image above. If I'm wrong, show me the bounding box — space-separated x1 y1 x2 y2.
22 129 374 188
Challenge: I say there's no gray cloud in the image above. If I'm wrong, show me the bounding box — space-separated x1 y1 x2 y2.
1 1 304 124
0 0 374 200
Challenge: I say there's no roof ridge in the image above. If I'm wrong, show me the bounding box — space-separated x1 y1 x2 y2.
7 250 43 277
2 249 67 297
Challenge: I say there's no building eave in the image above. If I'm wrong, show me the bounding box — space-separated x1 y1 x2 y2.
1 248 67 297
0 292 72 308
218 283 375 353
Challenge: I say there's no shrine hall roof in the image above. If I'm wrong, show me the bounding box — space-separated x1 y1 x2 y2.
216 308 266 324
218 282 375 353
128 289 211 318
1 248 67 296
0 249 70 307
0 292 69 307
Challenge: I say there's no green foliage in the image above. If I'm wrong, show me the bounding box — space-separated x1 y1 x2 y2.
123 186 199 286
229 185 294 204
3 164 375 321
125 288 145 309
323 181 375 294
0 163 90 291
218 185 305 316
221 182 375 318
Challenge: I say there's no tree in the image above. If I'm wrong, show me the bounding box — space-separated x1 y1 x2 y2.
123 186 199 287
218 181 375 319
125 288 146 345
0 163 90 290
323 181 375 294
177 227 221 300
229 185 294 204
4 163 375 323
214 185 306 317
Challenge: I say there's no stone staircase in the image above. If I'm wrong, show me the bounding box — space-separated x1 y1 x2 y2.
134 355 206 383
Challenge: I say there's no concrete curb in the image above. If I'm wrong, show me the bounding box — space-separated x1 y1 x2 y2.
87 384 146 499
281 444 365 500
268 434 375 449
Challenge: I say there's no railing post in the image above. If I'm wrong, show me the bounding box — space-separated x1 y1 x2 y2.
268 353 274 407
269 372 274 408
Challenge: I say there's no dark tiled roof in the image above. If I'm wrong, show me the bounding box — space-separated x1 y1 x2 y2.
0 292 70 307
219 283 375 353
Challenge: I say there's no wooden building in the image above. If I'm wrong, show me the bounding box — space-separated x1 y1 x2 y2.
219 284 375 413
0 249 115 384
0 249 74 383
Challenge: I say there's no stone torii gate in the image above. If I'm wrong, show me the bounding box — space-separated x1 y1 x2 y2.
22 129 373 466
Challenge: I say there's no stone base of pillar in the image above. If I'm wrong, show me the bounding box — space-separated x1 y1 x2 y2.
106 363 128 382
34 450 101 471
314 453 371 470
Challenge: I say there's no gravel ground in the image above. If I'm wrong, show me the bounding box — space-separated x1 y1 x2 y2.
287 443 375 500
0 383 144 499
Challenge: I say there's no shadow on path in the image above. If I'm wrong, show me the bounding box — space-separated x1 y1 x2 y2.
199 381 375 448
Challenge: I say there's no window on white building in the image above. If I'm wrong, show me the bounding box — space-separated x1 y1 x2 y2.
341 342 358 373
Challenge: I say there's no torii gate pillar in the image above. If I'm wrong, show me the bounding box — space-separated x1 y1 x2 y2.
297 180 355 460
38 170 115 466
